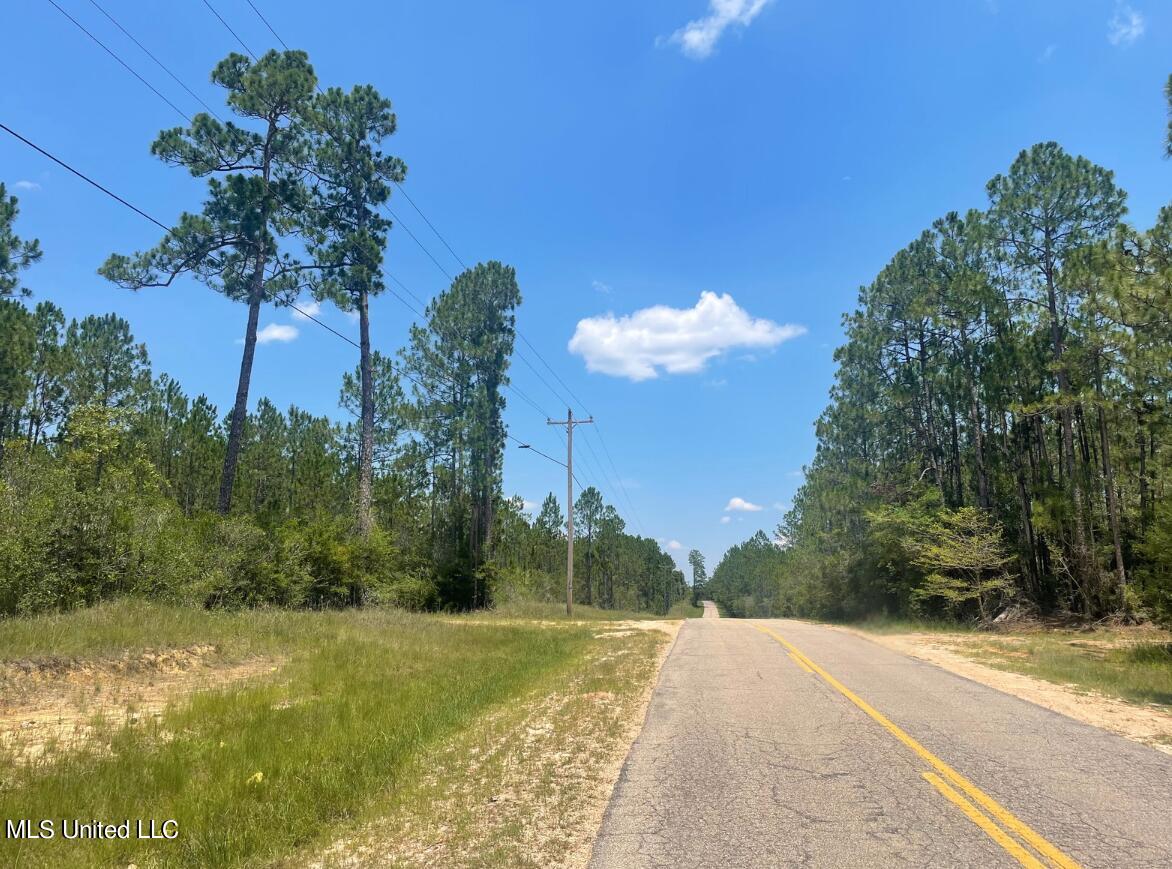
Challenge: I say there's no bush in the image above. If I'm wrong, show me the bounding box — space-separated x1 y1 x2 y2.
0 410 186 615
0 408 439 616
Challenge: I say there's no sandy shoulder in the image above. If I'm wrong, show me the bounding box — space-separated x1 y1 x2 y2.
828 625 1172 755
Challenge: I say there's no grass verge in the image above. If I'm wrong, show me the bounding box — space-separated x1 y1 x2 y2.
947 630 1172 709
0 600 624 868
842 617 1172 710
298 622 671 867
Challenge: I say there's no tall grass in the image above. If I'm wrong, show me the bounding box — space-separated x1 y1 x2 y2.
0 604 594 868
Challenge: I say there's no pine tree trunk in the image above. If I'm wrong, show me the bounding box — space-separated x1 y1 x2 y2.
1045 268 1092 604
1095 369 1126 607
218 286 262 514
357 285 374 537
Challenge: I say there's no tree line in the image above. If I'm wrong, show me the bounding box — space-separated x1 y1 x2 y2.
709 82 1172 625
0 50 684 617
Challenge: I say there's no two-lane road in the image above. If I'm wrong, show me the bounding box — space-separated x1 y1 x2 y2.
590 617 1172 868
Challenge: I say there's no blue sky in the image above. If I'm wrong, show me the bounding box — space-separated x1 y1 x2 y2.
3 0 1170 574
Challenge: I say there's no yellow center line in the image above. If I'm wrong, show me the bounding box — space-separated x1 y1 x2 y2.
788 651 815 674
922 773 1046 869
751 623 1082 869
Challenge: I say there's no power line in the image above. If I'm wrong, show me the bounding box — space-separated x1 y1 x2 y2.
85 0 223 120
0 122 169 232
222 0 642 525
0 122 572 483
200 0 257 59
43 0 635 515
243 0 288 50
45 0 193 123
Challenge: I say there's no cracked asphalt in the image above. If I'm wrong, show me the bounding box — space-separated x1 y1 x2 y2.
589 615 1172 868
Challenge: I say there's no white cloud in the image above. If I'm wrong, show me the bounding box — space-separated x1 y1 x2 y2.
291 300 321 321
13 180 40 191
663 0 773 60
522 499 538 512
720 516 732 525
725 497 763 512
1107 4 1144 46
667 539 683 550
1037 44 1057 63
569 291 804 381
772 501 790 511
592 280 613 295
254 323 299 344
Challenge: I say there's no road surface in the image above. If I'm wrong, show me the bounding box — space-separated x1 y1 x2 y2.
590 617 1172 868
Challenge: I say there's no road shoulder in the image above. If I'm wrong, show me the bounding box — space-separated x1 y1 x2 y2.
298 619 682 868
827 623 1172 755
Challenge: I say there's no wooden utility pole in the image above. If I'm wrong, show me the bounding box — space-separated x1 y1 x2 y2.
548 407 593 616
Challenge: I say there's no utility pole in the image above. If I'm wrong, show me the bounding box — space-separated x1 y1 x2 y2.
548 407 593 616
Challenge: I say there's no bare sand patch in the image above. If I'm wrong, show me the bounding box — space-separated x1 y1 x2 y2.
0 646 282 760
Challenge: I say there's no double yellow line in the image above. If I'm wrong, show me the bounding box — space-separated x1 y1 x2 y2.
752 623 1081 869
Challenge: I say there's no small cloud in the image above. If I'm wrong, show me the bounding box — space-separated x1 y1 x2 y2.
705 377 728 388
772 501 790 511
661 0 773 60
785 469 805 479
1037 44 1057 63
841 175 852 182
773 532 792 549
291 300 321 321
720 516 732 525
592 280 613 295
254 323 299 344
1107 4 1144 46
725 497 763 512
342 309 359 322
13 180 40 191
569 291 805 381
522 499 538 512
667 539 683 551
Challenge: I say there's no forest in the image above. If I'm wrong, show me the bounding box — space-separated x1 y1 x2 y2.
708 86 1172 625
0 49 686 618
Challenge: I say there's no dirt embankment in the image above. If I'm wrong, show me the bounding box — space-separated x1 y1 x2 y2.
1 645 281 760
832 625 1172 755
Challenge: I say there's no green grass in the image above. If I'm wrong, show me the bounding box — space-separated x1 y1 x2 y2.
666 600 704 619
836 614 978 635
842 614 1172 710
293 624 667 867
0 599 298 662
486 599 688 621
0 601 603 868
957 632 1172 709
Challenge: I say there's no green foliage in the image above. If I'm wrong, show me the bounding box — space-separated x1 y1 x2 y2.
0 55 677 621
708 137 1171 625
0 182 42 297
0 408 180 614
869 499 1016 620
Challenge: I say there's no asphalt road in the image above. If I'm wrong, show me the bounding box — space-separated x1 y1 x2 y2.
590 616 1172 868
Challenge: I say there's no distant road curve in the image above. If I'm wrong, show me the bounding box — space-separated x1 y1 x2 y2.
590 617 1172 868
